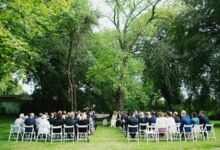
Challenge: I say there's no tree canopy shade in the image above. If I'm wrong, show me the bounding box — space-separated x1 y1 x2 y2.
0 0 220 116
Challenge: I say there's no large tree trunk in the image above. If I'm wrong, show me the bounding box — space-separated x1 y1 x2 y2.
116 87 124 111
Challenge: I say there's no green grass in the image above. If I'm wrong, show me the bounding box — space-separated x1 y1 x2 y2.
0 116 220 150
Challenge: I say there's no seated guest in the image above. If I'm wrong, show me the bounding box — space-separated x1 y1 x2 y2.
180 110 191 133
173 111 180 123
64 113 77 126
48 112 55 125
14 113 25 132
63 113 76 137
127 112 139 138
74 112 80 122
166 111 176 133
198 111 209 126
77 113 89 133
53 112 63 133
198 111 210 137
35 113 43 130
138 112 148 131
24 113 36 132
155 112 167 136
191 112 200 126
38 115 50 134
148 111 157 125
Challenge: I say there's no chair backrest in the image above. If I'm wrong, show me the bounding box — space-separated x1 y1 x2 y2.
10 124 20 133
51 125 62 133
24 125 34 133
77 124 88 133
156 125 167 133
193 124 204 132
183 124 193 133
147 125 156 132
139 123 148 131
128 125 139 133
205 124 214 132
63 125 74 133
176 123 181 131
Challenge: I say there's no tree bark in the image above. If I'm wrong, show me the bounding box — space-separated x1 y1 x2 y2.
116 87 124 111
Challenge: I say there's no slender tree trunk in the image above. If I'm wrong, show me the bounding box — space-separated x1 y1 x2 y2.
66 35 77 112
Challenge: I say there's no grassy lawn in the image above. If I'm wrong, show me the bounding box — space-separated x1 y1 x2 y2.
0 116 220 150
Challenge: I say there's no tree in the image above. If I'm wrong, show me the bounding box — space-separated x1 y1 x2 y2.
102 0 161 110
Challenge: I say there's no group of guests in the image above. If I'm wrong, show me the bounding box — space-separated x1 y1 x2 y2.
110 110 210 136
14 110 97 136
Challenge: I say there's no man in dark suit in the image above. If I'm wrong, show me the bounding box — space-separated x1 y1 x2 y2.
198 111 210 137
148 111 157 125
24 113 36 132
180 110 191 133
127 112 139 138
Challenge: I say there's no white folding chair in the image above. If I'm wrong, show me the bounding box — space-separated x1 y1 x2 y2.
168 124 181 142
145 125 157 142
22 125 35 142
156 126 168 142
139 123 148 140
76 124 89 142
63 125 75 142
36 127 50 142
127 125 139 143
8 124 22 142
205 124 216 140
51 125 62 142
182 124 194 142
193 124 205 141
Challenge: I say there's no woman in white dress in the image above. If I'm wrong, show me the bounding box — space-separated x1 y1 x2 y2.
38 115 50 135
110 111 117 127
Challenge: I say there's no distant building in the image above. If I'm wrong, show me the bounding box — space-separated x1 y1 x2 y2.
0 95 32 114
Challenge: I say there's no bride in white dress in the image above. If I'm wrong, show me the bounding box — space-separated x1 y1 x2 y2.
110 111 117 127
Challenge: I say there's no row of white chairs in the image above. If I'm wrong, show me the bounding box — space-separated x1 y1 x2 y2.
8 124 91 142
124 123 216 143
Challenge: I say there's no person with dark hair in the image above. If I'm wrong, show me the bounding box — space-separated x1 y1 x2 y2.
173 111 180 123
53 112 63 127
48 112 55 125
148 111 157 125
77 113 89 132
191 112 200 126
127 112 139 138
198 111 209 126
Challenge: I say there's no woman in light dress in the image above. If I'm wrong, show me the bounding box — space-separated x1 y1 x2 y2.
110 111 117 127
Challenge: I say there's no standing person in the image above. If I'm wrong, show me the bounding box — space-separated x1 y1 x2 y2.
110 111 117 127
91 111 98 129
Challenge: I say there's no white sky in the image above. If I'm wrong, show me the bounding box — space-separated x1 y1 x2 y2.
90 0 114 31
